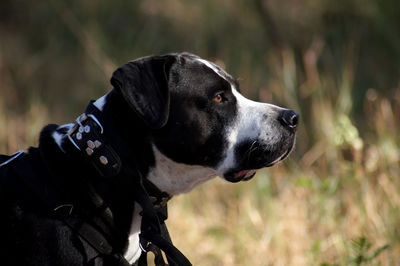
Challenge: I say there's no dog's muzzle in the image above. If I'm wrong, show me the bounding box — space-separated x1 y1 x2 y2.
222 109 299 183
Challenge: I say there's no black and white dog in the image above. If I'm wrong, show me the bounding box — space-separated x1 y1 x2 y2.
0 53 298 265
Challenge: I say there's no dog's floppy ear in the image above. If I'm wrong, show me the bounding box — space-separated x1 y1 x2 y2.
110 55 176 129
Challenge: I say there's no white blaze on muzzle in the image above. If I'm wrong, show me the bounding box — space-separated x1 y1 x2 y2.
194 57 286 175
216 87 285 174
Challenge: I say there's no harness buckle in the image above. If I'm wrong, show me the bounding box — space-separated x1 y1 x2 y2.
67 113 104 151
150 195 171 210
139 235 151 253
66 110 122 178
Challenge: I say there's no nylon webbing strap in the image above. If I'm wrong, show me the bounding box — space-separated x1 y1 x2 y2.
133 179 192 266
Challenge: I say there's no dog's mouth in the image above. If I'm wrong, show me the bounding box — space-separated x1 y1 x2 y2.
263 145 293 167
223 144 294 183
224 169 257 183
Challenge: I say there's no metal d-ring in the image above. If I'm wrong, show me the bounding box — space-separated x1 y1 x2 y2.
87 114 104 134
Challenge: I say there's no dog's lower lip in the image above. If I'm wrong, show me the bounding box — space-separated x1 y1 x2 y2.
234 169 252 178
265 146 293 167
225 169 257 182
241 170 257 181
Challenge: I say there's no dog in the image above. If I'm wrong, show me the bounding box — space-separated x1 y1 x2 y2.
0 52 298 266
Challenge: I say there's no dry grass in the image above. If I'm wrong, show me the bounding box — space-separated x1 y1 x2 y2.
166 48 400 265
1 27 399 265
168 159 399 265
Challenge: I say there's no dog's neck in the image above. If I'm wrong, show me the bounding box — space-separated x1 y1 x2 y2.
53 90 220 197
48 90 220 263
49 91 153 262
147 145 217 195
96 91 220 195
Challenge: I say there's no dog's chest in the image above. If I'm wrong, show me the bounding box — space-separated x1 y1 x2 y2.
123 203 143 264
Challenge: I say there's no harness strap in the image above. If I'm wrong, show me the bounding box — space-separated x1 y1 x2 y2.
65 101 192 265
2 100 193 266
135 182 192 266
94 101 191 265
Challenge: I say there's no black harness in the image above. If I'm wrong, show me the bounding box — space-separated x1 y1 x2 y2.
0 102 192 266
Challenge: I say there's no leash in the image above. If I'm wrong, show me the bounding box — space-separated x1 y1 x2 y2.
0 100 192 266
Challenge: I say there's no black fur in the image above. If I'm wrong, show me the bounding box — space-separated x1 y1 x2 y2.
152 55 237 167
0 53 240 265
0 52 297 265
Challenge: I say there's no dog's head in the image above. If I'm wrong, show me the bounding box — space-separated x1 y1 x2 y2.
110 53 298 193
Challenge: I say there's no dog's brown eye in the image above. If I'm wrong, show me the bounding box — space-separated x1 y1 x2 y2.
213 93 223 103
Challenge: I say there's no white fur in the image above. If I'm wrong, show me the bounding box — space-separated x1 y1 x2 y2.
145 58 285 196
217 88 283 172
194 57 284 174
48 58 289 265
147 145 218 195
127 143 219 262
124 203 143 264
196 58 229 80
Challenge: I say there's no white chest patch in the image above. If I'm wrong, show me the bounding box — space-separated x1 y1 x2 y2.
147 146 218 195
123 203 143 264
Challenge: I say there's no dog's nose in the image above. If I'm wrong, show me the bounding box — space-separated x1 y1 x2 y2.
279 109 299 131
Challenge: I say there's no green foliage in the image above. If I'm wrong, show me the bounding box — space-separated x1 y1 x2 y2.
320 236 389 266
349 236 389 265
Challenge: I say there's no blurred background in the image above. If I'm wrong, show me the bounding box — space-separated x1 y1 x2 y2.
0 0 399 265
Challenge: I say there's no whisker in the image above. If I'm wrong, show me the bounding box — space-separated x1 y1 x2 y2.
244 140 259 164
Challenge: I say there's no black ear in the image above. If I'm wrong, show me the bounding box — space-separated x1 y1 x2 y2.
110 55 177 129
